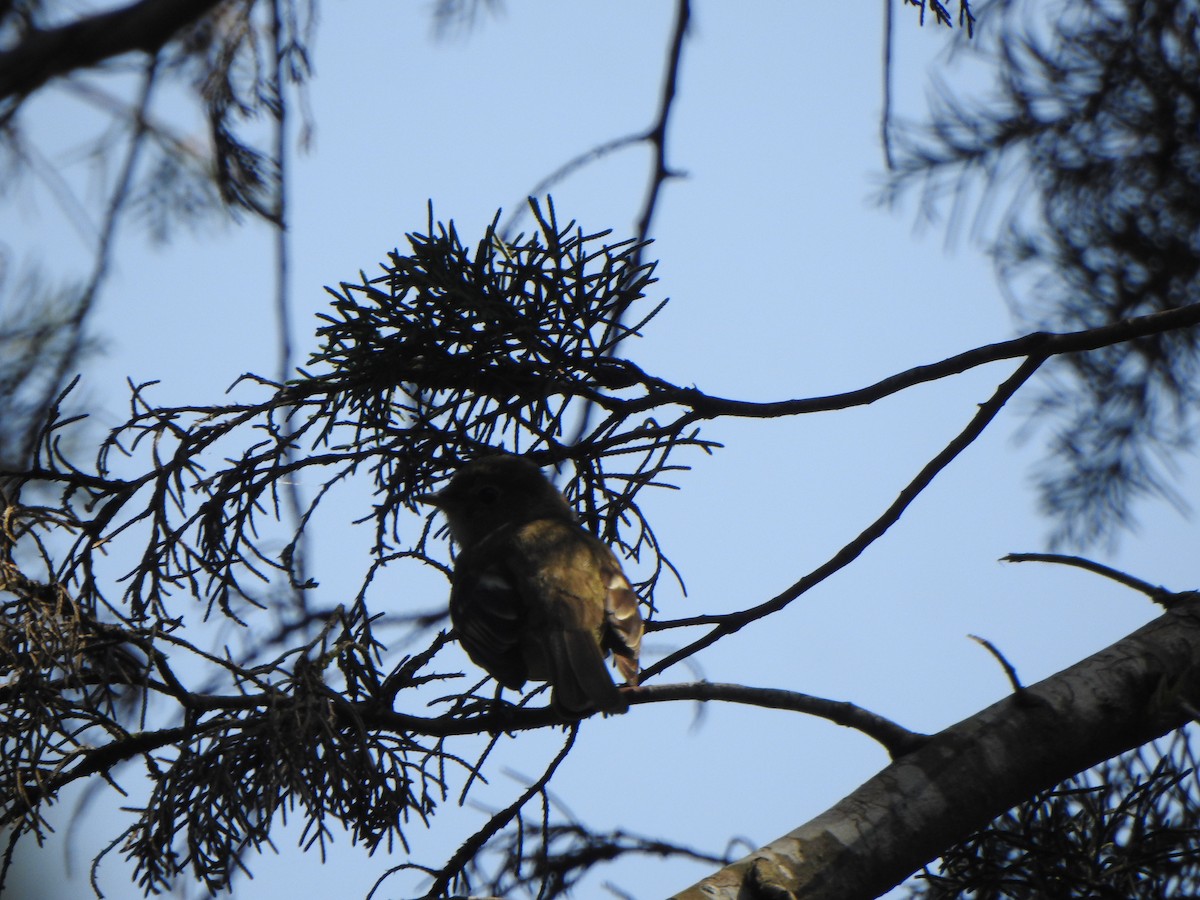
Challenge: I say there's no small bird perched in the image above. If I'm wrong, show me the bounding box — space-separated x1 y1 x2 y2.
419 454 642 716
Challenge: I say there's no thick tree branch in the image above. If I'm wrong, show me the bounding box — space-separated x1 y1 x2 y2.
671 596 1200 900
0 0 226 105
0 672 930 835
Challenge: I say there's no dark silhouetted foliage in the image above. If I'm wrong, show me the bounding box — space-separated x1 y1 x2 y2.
889 0 1200 548
908 727 1200 899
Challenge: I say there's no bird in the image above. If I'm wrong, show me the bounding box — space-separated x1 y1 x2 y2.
418 454 642 716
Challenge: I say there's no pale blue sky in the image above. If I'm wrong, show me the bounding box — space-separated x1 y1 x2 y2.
4 3 1194 898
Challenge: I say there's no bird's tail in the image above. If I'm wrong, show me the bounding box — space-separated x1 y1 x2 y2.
546 629 627 717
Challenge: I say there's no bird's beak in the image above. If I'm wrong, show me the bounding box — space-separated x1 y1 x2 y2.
414 490 444 508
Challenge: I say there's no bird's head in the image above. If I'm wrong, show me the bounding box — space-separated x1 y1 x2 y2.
418 454 575 547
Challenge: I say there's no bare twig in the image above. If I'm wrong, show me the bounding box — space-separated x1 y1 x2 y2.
642 356 1044 679
628 682 927 758
1003 552 1182 608
968 634 1023 693
367 726 580 900
882 0 895 170
626 301 1200 422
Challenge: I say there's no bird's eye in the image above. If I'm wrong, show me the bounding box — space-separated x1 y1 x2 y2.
476 484 501 504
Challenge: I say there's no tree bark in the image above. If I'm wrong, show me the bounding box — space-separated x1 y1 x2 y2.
670 596 1200 900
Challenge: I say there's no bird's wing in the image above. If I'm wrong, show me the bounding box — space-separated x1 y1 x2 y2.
510 520 631 715
448 544 528 691
595 543 643 687
451 518 641 716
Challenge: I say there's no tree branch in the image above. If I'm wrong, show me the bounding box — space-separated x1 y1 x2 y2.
2 725 193 830
632 300 1200 421
1003 552 1184 607
671 596 1200 899
643 356 1044 680
630 0 690 255
628 682 926 758
0 0 225 105
968 634 1024 693
367 725 580 900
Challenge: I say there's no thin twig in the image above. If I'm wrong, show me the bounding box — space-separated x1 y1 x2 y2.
567 0 691 450
628 682 927 758
968 634 1023 693
367 726 580 900
21 55 160 465
1003 552 1179 607
882 0 895 170
626 301 1200 421
642 356 1044 680
268 0 311 616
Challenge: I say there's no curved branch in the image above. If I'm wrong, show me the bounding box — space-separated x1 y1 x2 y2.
10 670 923 786
628 682 927 758
566 0 690 448
1003 552 1187 608
503 0 689 253
968 634 1024 693
501 132 646 238
634 300 1200 420
643 356 1043 680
